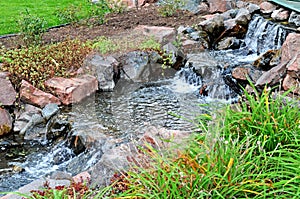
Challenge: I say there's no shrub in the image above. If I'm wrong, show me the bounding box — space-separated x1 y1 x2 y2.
17 10 47 46
55 4 82 25
0 39 93 90
87 0 112 25
158 0 185 17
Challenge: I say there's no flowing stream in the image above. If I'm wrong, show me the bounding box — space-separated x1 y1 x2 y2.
0 15 291 192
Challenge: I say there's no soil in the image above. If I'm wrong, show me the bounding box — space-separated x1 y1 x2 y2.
0 0 265 49
0 5 203 49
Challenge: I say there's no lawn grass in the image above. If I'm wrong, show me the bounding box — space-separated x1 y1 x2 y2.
0 0 91 35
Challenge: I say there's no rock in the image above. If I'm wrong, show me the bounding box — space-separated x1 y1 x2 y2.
195 2 210 15
260 2 277 14
181 39 206 53
253 49 281 70
255 61 288 87
287 55 300 79
89 127 190 188
72 171 91 184
45 75 98 105
162 42 185 70
0 108 12 136
0 72 17 106
281 33 300 62
289 11 300 27
207 0 236 13
42 103 59 120
199 14 225 41
232 66 263 82
46 115 71 142
13 104 41 132
216 37 240 50
221 9 238 20
20 113 45 136
133 25 176 45
83 54 119 91
234 8 251 25
20 80 61 108
283 74 300 95
271 8 290 21
247 3 260 14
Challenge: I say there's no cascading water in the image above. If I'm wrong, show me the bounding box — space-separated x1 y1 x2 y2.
0 14 292 193
243 15 289 55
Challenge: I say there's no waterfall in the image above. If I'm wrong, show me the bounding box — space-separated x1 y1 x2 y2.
243 15 289 55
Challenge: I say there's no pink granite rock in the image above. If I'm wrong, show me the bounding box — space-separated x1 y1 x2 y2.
260 2 277 14
207 0 235 13
20 80 61 108
45 75 98 105
283 74 300 95
0 72 17 106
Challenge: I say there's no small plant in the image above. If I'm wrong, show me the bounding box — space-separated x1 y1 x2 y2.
17 10 47 46
158 0 185 17
87 0 112 25
107 0 128 13
1 39 93 90
55 4 82 25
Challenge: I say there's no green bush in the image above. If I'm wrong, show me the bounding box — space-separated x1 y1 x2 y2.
55 4 82 25
158 0 185 17
17 10 47 46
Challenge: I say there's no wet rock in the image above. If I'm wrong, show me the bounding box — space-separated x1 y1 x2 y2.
207 0 236 13
21 113 45 138
181 38 206 53
255 61 287 87
259 2 277 15
216 37 240 50
162 42 185 70
47 115 71 142
247 3 260 14
0 108 12 136
133 25 176 45
253 49 281 70
283 74 300 95
221 9 238 20
42 103 59 121
83 54 119 91
20 80 61 108
289 11 300 27
13 104 41 132
45 75 98 105
235 8 251 25
271 8 290 21
0 72 17 106
177 26 195 34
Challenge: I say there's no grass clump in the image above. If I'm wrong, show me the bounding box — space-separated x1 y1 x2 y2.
102 85 300 198
0 39 93 90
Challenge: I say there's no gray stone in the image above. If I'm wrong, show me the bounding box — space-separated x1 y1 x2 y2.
199 14 225 40
0 72 17 106
83 54 118 91
13 104 41 132
255 61 288 87
216 37 240 50
42 103 59 120
289 11 300 27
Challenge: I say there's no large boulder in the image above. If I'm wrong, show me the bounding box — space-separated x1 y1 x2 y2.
283 74 300 95
207 0 236 13
14 104 41 133
20 80 61 108
0 108 12 136
0 72 17 106
199 14 225 42
83 54 119 91
45 75 98 105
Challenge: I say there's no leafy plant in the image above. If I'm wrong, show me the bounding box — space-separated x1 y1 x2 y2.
1 39 93 90
158 0 185 17
55 4 82 25
87 0 112 25
17 10 47 46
